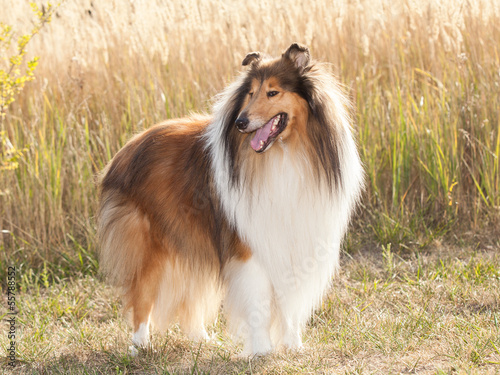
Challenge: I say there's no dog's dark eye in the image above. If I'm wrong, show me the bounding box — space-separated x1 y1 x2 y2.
249 92 254 98
267 91 279 98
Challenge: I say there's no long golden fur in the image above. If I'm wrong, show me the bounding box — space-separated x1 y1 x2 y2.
98 43 363 355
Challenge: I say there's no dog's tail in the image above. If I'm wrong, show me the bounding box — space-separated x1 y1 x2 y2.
97 191 151 298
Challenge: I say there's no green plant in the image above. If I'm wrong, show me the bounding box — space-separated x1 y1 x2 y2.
0 2 55 119
0 2 56 178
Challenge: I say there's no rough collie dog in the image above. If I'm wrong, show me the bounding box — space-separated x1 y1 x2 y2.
98 43 363 355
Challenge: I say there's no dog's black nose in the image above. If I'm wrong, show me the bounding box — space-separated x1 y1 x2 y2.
235 117 249 131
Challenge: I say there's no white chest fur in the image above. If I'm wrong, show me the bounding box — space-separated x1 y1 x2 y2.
217 147 348 312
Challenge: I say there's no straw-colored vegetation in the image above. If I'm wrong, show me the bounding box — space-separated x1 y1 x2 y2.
2 246 500 374
0 0 499 373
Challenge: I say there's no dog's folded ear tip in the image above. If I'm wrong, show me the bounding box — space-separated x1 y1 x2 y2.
288 43 309 52
242 52 262 66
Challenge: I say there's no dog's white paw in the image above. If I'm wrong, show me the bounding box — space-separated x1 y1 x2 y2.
132 323 149 347
187 328 210 342
282 331 303 351
128 345 139 357
239 336 273 358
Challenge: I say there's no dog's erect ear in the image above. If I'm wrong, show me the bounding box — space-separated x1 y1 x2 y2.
283 43 310 70
242 52 262 66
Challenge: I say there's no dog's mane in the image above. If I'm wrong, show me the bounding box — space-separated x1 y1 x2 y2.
208 58 349 192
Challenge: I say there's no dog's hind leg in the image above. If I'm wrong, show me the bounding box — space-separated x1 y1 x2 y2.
178 294 211 341
99 201 165 351
178 274 221 342
150 255 222 342
128 253 165 348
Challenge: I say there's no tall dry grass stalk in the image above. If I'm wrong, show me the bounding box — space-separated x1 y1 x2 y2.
0 0 499 275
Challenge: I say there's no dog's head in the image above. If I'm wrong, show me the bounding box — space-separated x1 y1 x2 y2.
235 43 313 153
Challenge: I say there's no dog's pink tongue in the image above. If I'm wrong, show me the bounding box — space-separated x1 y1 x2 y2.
250 119 273 151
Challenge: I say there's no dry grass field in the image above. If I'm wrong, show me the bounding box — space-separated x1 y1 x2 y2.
2 245 500 374
1 0 499 373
